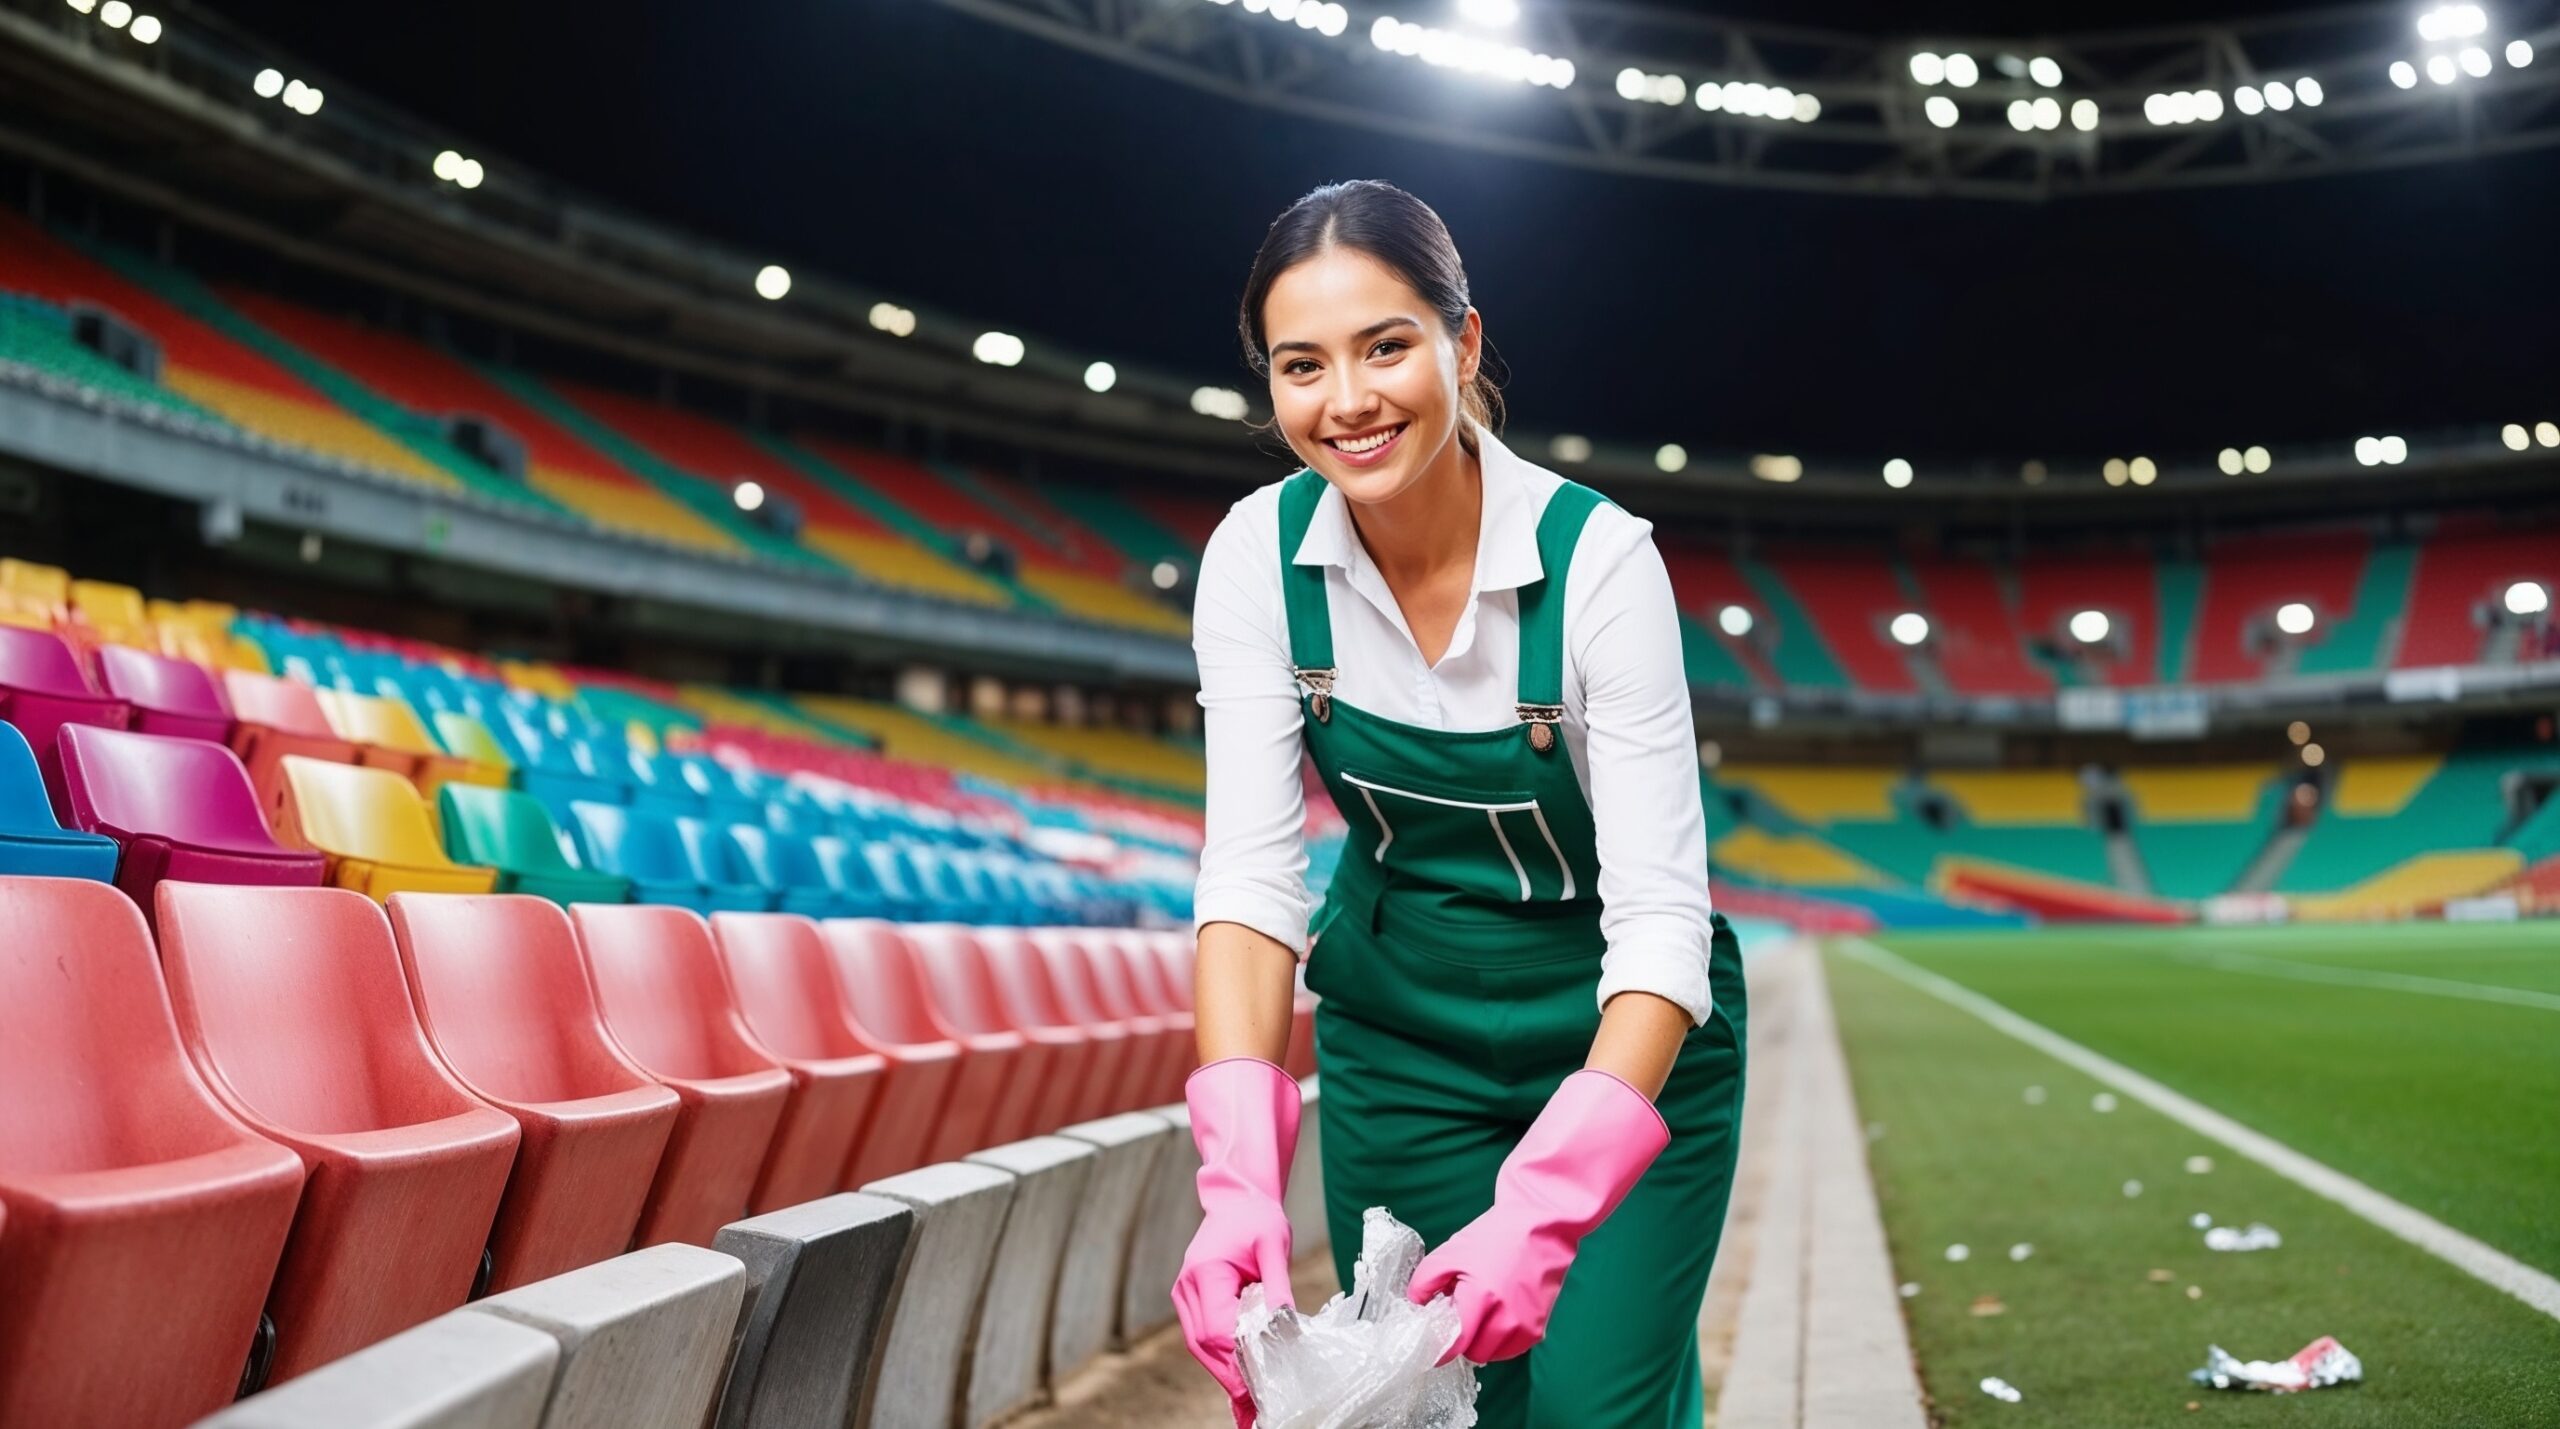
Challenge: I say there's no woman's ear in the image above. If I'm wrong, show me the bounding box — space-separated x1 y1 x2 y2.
1457 306 1484 385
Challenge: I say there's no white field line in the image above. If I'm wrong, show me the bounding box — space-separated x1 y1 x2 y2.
2155 944 2560 1013
1832 935 2560 1324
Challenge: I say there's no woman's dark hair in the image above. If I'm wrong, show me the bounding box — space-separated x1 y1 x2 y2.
1238 180 1505 444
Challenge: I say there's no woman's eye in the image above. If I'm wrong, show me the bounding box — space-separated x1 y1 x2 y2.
1370 339 1406 359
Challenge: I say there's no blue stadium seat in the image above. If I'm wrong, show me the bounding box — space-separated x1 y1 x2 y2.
571 801 770 913
0 720 120 880
724 824 857 918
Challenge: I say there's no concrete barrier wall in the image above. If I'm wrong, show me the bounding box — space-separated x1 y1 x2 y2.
192 1312 558 1429
855 1162 1016 1429
463 1243 746 1429
711 1193 915 1429
1116 1103 1201 1347
961 1137 1099 1427
1048 1112 1173 1380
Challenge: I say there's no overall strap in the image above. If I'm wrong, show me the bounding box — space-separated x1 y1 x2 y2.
1513 482 1608 734
1275 470 1338 718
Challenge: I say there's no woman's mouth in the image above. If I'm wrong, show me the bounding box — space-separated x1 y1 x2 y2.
1324 423 1408 468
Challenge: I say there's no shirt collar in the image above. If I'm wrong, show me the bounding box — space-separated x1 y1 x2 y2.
1290 425 1546 595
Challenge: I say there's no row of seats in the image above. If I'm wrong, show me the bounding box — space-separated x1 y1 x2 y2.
0 876 1309 1426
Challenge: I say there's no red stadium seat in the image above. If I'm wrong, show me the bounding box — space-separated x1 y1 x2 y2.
57 724 325 916
97 644 234 742
703 913 934 1191
957 927 1099 1137
1025 928 1139 1121
0 876 306 1428
895 924 1047 1147
1108 930 1199 1102
154 883 520 1382
222 670 364 812
566 905 796 1242
386 893 681 1291
0 624 132 812
819 919 1002 1172
1148 930 1311 1079
568 905 839 1224
1075 929 1182 1111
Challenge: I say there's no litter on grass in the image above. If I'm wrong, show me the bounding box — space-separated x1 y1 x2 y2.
2092 1092 2119 1112
2204 1222 2282 1252
1945 1243 1971 1262
2188 1212 2214 1230
2123 1179 2144 1197
2185 1155 2216 1174
1980 1377 2024 1403
2023 1085 2047 1105
1969 1295 2007 1317
2190 1336 2361 1393
1898 1282 1922 1298
2008 1243 2033 1262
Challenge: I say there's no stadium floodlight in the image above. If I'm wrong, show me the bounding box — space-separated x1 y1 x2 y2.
66 0 97 13
457 159 484 189
1924 95 1960 127
1751 453 1802 483
1889 612 1931 646
2007 99 2035 132
253 67 284 98
2235 86 2265 115
2103 457 2129 486
129 12 160 42
2300 742 2325 767
2510 39 2535 67
98 0 129 26
1191 386 1248 419
2029 55 2063 87
1909 52 1946 85
433 150 462 181
2297 77 2324 105
2460 46 2493 77
1883 457 1914 488
2428 53 2458 83
1454 0 1517 26
2275 601 2316 635
867 302 916 337
1944 53 1979 87
732 480 766 513
2031 97 2061 130
2538 421 2560 447
2244 444 2271 473
2507 580 2552 616
1718 604 1755 637
1083 361 1116 393
2069 609 2111 643
972 330 1025 366
1549 433 1592 462
2379 434 2408 464
2217 447 2244 475
2354 436 2382 466
2071 98 2099 130
754 265 792 301
1368 16 1572 88
2129 455 2157 486
1152 560 1183 590
2263 81 2294 111
2196 90 2226 121
2391 60 2420 88
2416 4 2487 42
1655 443 1689 473
1793 92 1822 122
2504 423 2532 450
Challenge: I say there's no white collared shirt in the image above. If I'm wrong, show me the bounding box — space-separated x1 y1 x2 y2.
1190 429 1720 1025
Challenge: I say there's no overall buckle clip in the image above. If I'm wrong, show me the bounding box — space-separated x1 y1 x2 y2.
1295 667 1337 724
1516 702 1564 753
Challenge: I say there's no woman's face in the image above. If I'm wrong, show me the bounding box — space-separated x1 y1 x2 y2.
1261 247 1480 507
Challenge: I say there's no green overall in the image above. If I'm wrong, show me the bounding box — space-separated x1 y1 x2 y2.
1281 468 1748 1429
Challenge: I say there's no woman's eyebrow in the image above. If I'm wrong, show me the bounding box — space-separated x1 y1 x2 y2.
1269 315 1424 357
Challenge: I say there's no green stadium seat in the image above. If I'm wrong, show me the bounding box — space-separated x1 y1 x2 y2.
440 783 632 906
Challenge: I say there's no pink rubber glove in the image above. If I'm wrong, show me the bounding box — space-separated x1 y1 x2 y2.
1171 1056 1302 1427
1407 1068 1669 1365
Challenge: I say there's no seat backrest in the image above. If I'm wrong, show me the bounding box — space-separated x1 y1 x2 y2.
572 801 694 881
387 893 657 1104
1105 931 1178 1016
818 918 956 1045
0 721 65 834
222 670 339 737
432 711 514 770
972 927 1072 1030
704 911 870 1060
439 783 578 875
1077 930 1150 1023
158 883 484 1134
806 835 869 894
572 904 781 1080
1148 929 1197 1009
896 924 1012 1036
60 725 280 850
97 644 230 720
280 756 455 866
674 817 742 885
0 624 96 696
858 842 915 901
317 689 442 756
0 876 265 1171
1026 929 1121 1028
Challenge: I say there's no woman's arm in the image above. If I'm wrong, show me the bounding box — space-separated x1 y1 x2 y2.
1194 919 1301 1065
1585 990 1693 1098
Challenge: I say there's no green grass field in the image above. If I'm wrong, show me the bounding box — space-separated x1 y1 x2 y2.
1824 923 2560 1428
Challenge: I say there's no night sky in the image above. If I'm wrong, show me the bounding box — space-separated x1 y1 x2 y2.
208 0 2560 464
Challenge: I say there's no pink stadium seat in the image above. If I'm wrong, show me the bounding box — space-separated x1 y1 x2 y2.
1109 930 1199 1102
386 894 681 1291
1076 930 1181 1111
0 876 306 1428
0 624 132 812
820 919 1001 1172
566 905 798 1241
222 670 363 812
97 644 234 742
57 724 325 915
959 927 1100 1137
700 914 930 1191
896 924 1047 1146
154 883 520 1382
1026 928 1139 1122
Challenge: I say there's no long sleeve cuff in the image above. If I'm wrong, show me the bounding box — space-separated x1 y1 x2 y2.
1594 926 1715 1026
1191 881 1312 960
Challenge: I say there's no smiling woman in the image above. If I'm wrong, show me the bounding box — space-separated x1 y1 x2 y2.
1171 180 1747 1429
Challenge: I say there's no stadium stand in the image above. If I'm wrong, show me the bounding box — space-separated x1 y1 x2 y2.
1760 552 1918 693
1907 558 2051 695
2189 531 2371 683
2120 762 2291 901
2396 516 2560 668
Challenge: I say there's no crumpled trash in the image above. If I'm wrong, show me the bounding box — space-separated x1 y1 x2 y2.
2203 1222 2281 1252
1980 1376 2024 1403
1237 1208 1479 1429
2190 1336 2362 1393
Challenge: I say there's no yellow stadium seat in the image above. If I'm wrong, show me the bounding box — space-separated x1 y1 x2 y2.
431 711 517 777
984 717 1204 795
499 661 579 704
525 464 744 557
69 579 152 645
1016 566 1192 636
2289 848 2522 921
806 529 1012 607
1927 769 2087 825
0 558 69 614
271 755 498 900
2328 755 2444 817
314 688 504 805
1709 826 1890 887
2119 764 2278 822
164 370 465 492
1717 764 1900 824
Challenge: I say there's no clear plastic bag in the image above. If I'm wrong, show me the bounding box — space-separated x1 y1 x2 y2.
1235 1207 1479 1429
